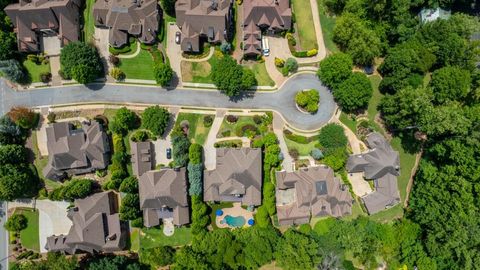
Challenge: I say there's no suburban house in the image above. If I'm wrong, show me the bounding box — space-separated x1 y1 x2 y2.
139 168 190 227
175 0 233 52
204 148 262 206
242 0 292 56
4 0 82 52
131 141 154 177
276 166 352 226
419 7 451 23
347 132 401 214
93 0 161 48
43 120 110 181
45 192 127 254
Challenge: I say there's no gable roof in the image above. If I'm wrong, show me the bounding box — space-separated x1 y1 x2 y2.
276 166 352 225
204 148 262 206
4 0 82 52
139 168 190 226
45 192 126 254
93 0 160 47
131 141 154 177
43 121 110 180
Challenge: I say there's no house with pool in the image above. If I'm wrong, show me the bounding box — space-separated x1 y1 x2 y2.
275 165 353 226
204 148 262 206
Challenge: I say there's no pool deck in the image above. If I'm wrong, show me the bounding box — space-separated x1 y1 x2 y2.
216 202 255 229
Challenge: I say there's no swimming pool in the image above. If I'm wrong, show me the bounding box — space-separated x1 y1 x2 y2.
220 215 246 228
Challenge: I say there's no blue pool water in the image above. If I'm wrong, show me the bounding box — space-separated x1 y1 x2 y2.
221 215 246 227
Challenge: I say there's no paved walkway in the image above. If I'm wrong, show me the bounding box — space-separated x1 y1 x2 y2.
273 112 294 172
204 110 226 170
0 73 335 131
8 200 72 253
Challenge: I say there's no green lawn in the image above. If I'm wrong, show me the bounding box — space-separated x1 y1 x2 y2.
317 0 339 53
367 75 383 123
129 228 140 252
15 208 39 251
119 49 156 80
284 137 318 156
181 52 222 83
83 0 95 43
140 226 192 248
23 59 50 83
292 0 318 50
174 113 214 145
218 116 259 138
312 217 335 235
339 112 357 134
246 62 275 87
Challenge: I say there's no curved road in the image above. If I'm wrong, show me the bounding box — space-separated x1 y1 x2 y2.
0 73 335 131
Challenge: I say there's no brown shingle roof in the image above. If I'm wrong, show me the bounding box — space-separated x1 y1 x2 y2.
130 141 154 177
43 121 110 181
45 192 126 254
276 165 352 226
93 0 160 48
4 0 81 52
139 168 190 226
175 0 233 52
204 148 262 206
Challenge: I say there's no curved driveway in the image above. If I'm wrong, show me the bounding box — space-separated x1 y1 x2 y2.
0 73 335 131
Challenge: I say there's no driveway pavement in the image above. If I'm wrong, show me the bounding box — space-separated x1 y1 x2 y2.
166 24 182 84
0 73 335 131
204 110 226 170
273 112 294 172
8 200 72 253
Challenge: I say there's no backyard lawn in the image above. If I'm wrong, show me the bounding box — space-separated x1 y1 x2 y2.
119 49 156 80
23 59 50 83
83 0 95 43
245 62 275 87
174 113 214 145
317 0 338 53
15 208 40 251
140 226 192 248
291 0 318 50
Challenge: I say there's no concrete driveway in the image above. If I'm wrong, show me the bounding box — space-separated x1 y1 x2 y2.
94 27 111 74
153 138 173 166
41 36 61 56
8 200 72 253
166 24 182 83
204 110 226 170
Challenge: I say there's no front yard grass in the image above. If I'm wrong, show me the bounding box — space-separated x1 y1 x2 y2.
129 228 140 252
317 0 338 53
14 208 39 252
217 116 258 138
119 49 156 80
181 50 222 83
174 113 214 145
339 112 357 134
284 137 318 156
23 59 50 83
244 62 275 87
140 226 192 248
83 0 95 43
291 0 318 50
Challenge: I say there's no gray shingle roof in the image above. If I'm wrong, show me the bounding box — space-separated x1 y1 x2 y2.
4 0 82 52
45 192 126 254
139 168 190 226
204 148 262 206
43 121 110 181
346 132 401 214
276 165 352 226
131 141 154 177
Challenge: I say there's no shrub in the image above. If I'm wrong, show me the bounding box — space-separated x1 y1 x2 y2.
119 176 138 193
109 67 125 81
40 72 52 83
4 214 27 232
318 123 348 149
38 188 48 198
220 41 232 53
253 115 263 125
285 58 298 73
120 193 141 221
281 66 289 76
47 112 56 123
293 51 308 57
131 130 149 142
188 143 203 164
131 217 143 228
0 59 25 83
289 148 299 160
255 206 271 228
322 147 347 171
113 133 126 153
203 115 214 127
49 179 94 201
27 54 38 63
295 89 320 113
311 148 324 160
109 55 120 66
109 107 138 135
286 33 296 46
221 130 231 137
8 107 39 129
307 49 318 57
226 115 238 123
187 163 203 196
140 246 175 267
274 57 285 67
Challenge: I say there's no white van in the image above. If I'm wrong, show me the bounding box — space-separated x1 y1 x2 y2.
262 36 270 56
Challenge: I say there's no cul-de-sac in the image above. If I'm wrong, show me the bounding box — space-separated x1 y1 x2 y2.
0 0 478 269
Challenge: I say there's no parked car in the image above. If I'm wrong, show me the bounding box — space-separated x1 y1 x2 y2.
175 32 181 44
166 148 172 159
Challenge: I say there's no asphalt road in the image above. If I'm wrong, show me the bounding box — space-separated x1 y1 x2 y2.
0 201 7 270
0 73 335 131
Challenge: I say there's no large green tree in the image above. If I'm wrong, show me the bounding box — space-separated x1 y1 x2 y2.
0 59 25 83
154 62 173 87
317 52 353 89
141 105 170 136
211 56 256 97
60 42 103 84
429 66 471 104
274 229 321 270
0 163 38 201
334 72 372 112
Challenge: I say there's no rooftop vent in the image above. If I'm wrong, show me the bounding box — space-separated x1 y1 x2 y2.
211 0 218 10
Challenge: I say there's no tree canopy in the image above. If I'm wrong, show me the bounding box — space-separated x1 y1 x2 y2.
211 55 256 97
334 72 372 112
154 62 174 87
317 53 353 89
141 105 170 136
60 42 103 84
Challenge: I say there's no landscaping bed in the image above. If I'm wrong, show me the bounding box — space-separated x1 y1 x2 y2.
13 208 40 252
217 115 266 138
22 59 50 83
174 113 214 145
295 89 320 114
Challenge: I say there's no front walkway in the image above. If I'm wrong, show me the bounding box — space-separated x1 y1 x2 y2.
8 200 72 253
273 112 294 172
215 202 254 229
